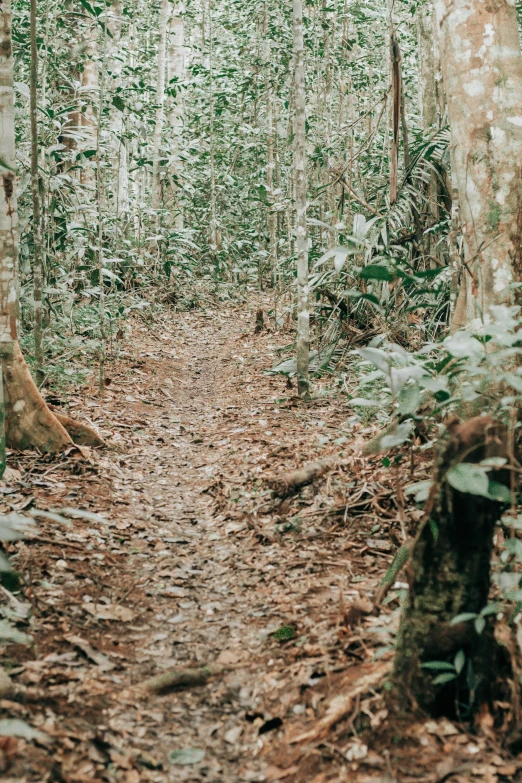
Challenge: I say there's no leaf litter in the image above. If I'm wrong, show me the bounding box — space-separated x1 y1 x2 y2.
0 296 518 782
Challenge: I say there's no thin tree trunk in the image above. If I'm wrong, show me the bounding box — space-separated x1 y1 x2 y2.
416 3 438 130
264 5 277 297
167 3 185 230
152 0 170 212
434 0 522 326
389 28 401 205
97 9 109 394
208 0 218 261
30 0 44 386
293 0 310 400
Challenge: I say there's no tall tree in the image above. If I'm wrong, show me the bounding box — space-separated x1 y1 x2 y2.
0 0 99 452
434 0 522 328
30 0 44 385
167 2 185 230
293 0 310 400
152 0 171 213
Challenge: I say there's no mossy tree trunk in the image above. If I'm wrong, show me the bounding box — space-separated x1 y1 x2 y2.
393 417 511 717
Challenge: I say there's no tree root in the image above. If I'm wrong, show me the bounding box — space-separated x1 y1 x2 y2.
3 343 104 452
53 413 104 448
288 662 392 744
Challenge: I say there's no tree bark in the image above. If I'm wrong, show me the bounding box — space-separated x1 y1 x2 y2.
292 0 310 400
0 0 101 453
30 0 44 387
434 0 522 327
393 417 511 716
152 0 170 212
416 3 439 131
167 3 185 230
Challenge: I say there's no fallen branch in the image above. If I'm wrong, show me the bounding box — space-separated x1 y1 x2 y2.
134 664 231 695
269 459 334 498
288 662 391 744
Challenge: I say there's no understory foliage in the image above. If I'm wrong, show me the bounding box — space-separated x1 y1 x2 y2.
12 0 461 389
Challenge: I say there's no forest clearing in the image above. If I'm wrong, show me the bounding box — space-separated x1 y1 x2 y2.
3 0 522 781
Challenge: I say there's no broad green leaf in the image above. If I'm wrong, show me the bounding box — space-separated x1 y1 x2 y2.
359 265 395 282
443 332 484 360
447 464 489 497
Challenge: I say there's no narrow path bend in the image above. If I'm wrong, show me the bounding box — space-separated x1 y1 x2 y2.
4 298 387 783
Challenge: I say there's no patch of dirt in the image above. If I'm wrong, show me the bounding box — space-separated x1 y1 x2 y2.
0 297 515 782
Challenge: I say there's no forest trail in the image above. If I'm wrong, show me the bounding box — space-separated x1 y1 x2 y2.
5 296 396 782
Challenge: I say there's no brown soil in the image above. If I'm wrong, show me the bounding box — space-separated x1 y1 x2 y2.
0 297 519 783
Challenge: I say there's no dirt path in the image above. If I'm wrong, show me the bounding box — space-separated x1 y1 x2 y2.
2 297 409 782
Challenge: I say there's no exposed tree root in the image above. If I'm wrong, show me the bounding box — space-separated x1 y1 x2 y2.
53 412 105 448
288 662 392 744
3 342 104 452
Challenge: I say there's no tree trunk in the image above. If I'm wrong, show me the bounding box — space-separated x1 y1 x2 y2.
152 0 170 213
0 0 102 452
292 0 310 400
80 22 98 190
167 3 185 231
416 3 439 130
393 417 511 716
434 0 522 327
30 0 44 386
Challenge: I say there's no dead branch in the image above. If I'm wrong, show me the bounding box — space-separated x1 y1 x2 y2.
269 459 334 498
288 662 392 744
136 664 230 695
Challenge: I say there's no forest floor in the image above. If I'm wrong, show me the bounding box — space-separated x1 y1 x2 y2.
1 296 521 783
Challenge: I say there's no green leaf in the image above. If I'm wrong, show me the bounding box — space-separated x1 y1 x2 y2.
379 544 411 589
450 612 478 625
487 481 511 504
447 464 489 496
404 480 432 503
359 265 396 282
433 672 457 686
454 650 465 674
112 95 125 112
474 616 486 635
421 661 456 671
0 619 32 645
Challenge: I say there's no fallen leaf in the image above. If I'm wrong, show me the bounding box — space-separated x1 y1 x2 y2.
65 634 115 671
83 603 135 622
216 650 239 665
169 748 205 765
0 719 51 744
